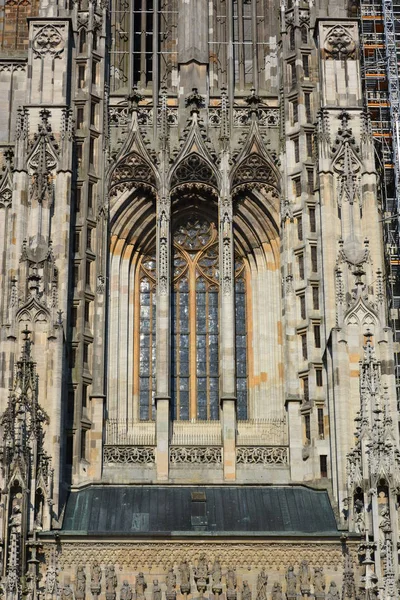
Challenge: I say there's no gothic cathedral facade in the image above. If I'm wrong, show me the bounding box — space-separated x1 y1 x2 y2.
0 0 399 598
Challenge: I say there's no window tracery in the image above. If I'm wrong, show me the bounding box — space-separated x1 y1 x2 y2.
136 216 249 422
138 257 156 421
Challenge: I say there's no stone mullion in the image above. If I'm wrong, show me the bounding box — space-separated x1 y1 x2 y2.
219 193 236 481
155 194 171 481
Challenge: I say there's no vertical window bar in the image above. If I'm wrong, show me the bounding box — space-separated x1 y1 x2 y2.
140 0 147 87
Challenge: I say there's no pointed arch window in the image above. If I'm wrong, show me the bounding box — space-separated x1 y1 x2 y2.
171 218 220 421
138 255 156 421
136 216 249 422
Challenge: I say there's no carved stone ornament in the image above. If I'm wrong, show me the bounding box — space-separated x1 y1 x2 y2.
232 153 277 191
90 561 102 596
135 573 147 600
61 584 74 600
299 560 311 594
28 109 59 206
194 554 209 593
313 567 326 597
255 569 268 600
75 565 86 600
324 25 356 60
226 569 237 600
241 581 252 600
236 447 288 465
152 580 161 600
170 153 218 191
332 112 361 208
50 541 345 571
120 581 132 600
285 565 297 599
165 569 176 600
170 446 222 464
211 559 222 593
179 560 190 595
326 581 339 599
105 565 117 600
270 582 283 600
33 24 64 58
109 152 157 197
103 446 155 464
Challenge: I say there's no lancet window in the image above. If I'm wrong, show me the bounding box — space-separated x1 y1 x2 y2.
136 216 248 422
110 0 178 92
138 254 157 421
171 218 220 421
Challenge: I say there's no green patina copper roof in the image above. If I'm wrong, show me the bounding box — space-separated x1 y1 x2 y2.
60 485 340 537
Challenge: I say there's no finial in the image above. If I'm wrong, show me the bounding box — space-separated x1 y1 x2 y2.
185 88 204 115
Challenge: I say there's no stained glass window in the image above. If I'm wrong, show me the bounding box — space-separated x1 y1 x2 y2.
171 218 220 421
138 256 156 420
235 258 248 420
137 216 249 422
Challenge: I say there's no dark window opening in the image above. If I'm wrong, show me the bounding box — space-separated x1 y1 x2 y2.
320 454 328 477
318 407 324 437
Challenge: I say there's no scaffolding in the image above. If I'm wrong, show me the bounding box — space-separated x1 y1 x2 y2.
359 0 400 403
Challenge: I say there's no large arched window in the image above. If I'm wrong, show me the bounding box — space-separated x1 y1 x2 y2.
135 215 248 422
137 253 156 421
171 218 220 421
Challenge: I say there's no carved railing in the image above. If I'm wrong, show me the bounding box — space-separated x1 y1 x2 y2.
236 419 288 446
236 446 289 465
105 419 156 446
208 107 280 128
103 445 155 465
171 420 222 446
108 105 178 128
170 446 222 465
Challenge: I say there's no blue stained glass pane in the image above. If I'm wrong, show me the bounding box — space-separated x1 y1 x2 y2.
140 292 150 306
196 278 206 291
209 354 219 376
140 350 150 375
179 392 189 420
209 292 218 306
179 346 189 361
236 335 246 348
210 377 219 392
141 377 150 391
180 360 189 376
197 335 206 348
197 347 206 363
197 311 206 333
237 390 248 421
197 391 207 420
197 362 207 377
179 278 189 291
196 291 206 305
209 314 218 334
236 361 246 377
197 377 207 391
141 319 151 333
209 334 218 346
235 279 245 293
140 333 150 347
139 387 149 421
237 378 247 391
209 386 219 420
179 377 189 390
181 334 189 347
